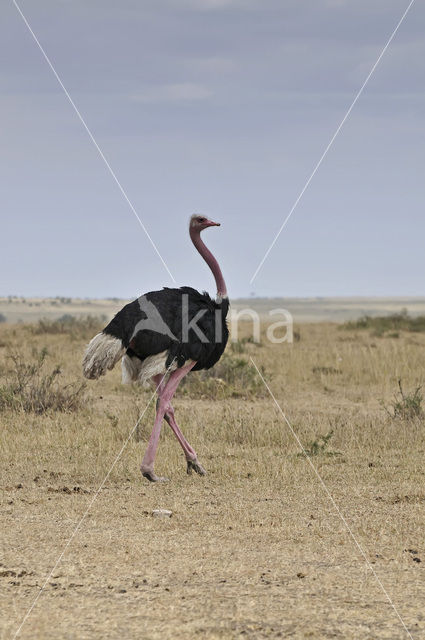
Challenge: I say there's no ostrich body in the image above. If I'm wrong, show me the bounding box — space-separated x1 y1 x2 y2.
83 215 228 481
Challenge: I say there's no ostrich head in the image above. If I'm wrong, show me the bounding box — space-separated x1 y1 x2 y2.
190 214 220 232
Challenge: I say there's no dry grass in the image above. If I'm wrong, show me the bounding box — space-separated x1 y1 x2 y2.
1 321 425 639
0 347 86 414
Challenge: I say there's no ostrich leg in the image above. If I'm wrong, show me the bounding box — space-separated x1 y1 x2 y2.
151 375 206 476
141 362 196 482
165 405 207 476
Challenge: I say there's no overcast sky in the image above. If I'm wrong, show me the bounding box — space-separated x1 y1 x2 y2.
1 0 424 299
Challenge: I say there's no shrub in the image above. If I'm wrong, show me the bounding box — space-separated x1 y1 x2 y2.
0 347 86 414
298 429 341 458
179 354 266 399
386 380 423 420
230 340 246 354
341 310 425 336
0 313 7 323
30 314 106 338
230 336 261 354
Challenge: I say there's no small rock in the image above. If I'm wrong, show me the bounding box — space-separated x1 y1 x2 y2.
152 509 172 518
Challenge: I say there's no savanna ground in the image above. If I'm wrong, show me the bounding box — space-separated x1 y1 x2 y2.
1 313 425 639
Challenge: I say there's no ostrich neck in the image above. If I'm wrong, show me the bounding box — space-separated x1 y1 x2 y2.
190 228 228 300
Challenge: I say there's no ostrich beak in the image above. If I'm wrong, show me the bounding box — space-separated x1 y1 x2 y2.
207 220 220 227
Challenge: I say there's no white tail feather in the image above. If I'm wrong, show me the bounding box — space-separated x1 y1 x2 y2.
121 353 142 384
121 351 181 385
82 332 125 379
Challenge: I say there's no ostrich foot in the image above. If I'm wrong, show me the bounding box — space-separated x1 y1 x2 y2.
187 459 207 476
141 467 169 483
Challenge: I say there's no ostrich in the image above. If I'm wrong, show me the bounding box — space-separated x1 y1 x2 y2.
82 214 229 482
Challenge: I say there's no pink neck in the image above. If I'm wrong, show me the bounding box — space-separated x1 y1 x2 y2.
190 227 227 299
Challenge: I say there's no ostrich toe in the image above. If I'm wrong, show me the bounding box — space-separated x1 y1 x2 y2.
187 459 207 476
141 468 169 483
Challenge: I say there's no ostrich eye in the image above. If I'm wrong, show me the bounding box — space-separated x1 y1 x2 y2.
197 217 206 223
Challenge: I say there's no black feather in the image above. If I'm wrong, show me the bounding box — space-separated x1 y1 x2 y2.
103 287 229 372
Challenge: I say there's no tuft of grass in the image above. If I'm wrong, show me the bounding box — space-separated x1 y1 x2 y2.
0 347 86 414
298 429 341 458
179 353 266 399
312 366 342 375
230 336 261 354
386 380 423 420
230 340 246 354
341 309 425 336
